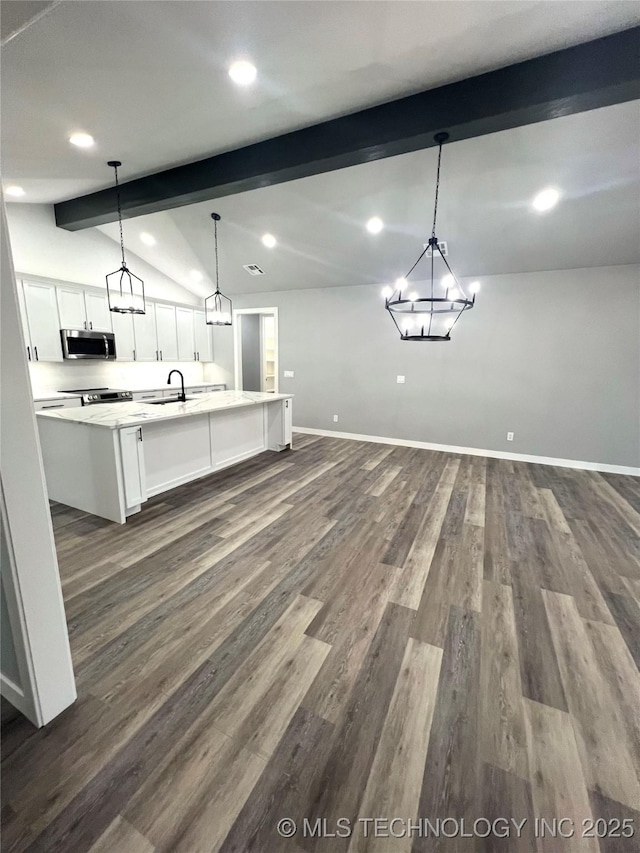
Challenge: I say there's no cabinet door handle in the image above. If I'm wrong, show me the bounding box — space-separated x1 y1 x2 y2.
194 351 196 361
27 346 31 361
34 346 39 360
138 428 143 442
197 351 200 361
83 320 87 330
41 404 64 409
160 350 163 360
89 321 93 330
133 349 136 361
285 400 289 408
155 350 159 360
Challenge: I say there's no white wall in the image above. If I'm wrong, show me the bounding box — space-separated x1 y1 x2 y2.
1 201 77 726
6 202 201 306
219 265 640 470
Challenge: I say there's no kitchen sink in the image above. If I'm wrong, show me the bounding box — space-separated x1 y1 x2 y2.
146 395 197 405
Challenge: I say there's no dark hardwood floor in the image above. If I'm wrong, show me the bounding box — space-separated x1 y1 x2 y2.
2 435 639 852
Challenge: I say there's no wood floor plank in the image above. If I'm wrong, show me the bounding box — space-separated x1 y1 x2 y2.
389 458 459 609
523 698 599 853
349 638 442 853
480 581 529 779
413 606 482 853
543 590 640 809
304 603 415 853
89 816 155 853
4 438 638 853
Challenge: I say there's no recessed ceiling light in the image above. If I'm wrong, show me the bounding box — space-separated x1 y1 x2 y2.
366 217 384 234
532 187 560 212
190 270 203 281
140 232 156 246
5 185 25 197
69 132 95 148
261 233 277 248
228 60 257 86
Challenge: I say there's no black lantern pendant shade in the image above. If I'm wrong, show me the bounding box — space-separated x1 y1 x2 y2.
384 133 478 341
105 161 146 315
205 213 233 326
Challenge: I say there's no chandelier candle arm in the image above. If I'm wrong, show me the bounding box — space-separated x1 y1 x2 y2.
383 132 479 341
105 161 146 315
205 213 233 326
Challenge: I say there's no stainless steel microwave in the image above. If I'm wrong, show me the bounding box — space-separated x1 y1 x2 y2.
60 329 117 360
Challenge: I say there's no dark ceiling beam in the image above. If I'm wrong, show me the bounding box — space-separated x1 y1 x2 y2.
55 27 640 231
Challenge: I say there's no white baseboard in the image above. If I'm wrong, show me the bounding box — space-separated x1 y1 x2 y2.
293 427 639 476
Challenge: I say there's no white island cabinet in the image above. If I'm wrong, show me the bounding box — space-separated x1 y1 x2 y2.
36 391 293 523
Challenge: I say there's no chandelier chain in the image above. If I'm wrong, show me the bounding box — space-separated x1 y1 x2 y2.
214 217 220 293
431 141 444 238
111 163 126 268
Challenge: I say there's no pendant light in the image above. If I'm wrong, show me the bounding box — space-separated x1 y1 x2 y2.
384 133 479 341
105 161 146 314
205 213 233 326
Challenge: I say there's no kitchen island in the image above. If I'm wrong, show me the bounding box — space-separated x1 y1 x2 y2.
36 390 293 523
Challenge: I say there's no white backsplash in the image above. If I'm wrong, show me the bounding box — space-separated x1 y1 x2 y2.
29 360 207 395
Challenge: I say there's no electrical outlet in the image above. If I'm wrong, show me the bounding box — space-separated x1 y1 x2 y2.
333 415 339 423
284 370 294 378
396 375 405 384
507 431 514 442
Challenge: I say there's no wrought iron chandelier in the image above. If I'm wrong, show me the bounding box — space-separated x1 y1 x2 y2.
105 161 146 314
205 213 232 326
384 132 479 341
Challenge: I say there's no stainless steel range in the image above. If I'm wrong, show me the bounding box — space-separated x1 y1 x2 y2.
58 387 133 406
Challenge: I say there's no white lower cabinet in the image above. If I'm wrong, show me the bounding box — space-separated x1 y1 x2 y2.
119 426 147 509
212 405 265 469
34 399 82 412
142 415 211 496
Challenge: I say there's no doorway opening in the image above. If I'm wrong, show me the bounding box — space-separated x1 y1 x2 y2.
233 307 279 393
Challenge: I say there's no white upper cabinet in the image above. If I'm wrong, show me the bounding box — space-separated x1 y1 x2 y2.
194 310 213 362
84 291 112 331
155 303 178 362
133 307 158 361
176 307 196 361
111 311 136 361
57 287 86 329
22 281 63 362
57 287 112 332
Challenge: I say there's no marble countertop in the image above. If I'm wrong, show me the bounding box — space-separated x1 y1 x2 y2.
36 390 292 430
33 391 83 402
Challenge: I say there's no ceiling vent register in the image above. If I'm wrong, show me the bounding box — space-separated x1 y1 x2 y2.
243 264 265 275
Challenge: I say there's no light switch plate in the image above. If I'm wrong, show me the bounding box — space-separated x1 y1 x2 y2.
397 375 405 384
284 370 294 378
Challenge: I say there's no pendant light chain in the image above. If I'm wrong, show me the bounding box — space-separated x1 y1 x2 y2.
214 216 220 294
431 140 443 238
112 162 126 268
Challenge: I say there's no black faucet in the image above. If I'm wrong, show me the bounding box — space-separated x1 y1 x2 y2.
167 369 186 403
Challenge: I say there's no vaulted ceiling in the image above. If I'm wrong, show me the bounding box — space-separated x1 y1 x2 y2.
2 0 639 294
